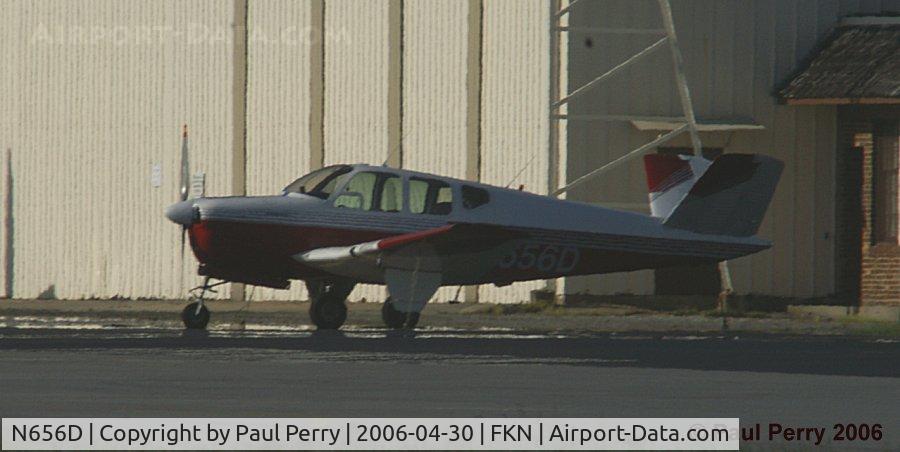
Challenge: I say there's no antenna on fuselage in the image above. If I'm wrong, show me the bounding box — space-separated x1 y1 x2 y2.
504 151 538 189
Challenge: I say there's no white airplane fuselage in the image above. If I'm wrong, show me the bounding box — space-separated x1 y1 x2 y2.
166 164 770 289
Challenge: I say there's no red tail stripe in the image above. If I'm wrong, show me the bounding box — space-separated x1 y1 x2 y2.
643 154 690 192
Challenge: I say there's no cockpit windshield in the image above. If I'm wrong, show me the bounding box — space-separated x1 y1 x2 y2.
282 165 352 199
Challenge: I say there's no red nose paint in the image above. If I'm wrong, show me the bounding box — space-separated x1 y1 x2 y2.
188 222 213 262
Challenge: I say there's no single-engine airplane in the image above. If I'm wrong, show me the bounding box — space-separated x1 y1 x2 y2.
165 153 782 330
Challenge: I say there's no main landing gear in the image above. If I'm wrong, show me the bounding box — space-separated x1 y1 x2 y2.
181 276 227 329
381 297 420 330
306 280 354 330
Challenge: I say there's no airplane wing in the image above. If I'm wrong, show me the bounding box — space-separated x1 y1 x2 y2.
297 223 521 264
298 225 454 263
294 223 521 312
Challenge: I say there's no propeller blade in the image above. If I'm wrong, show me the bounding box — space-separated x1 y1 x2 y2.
180 226 187 259
179 124 189 202
179 124 190 263
176 124 191 286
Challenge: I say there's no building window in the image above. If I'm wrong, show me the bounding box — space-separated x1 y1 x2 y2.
873 130 899 244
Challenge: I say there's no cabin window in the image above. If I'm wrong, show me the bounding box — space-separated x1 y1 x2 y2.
282 165 352 199
462 185 490 209
378 175 403 213
333 171 403 212
317 172 351 198
334 172 377 210
409 177 453 215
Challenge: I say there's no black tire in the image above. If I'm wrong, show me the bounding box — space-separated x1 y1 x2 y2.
381 298 407 329
310 294 347 330
405 312 420 329
181 302 210 329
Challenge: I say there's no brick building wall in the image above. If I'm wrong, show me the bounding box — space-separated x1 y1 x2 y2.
836 107 900 307
859 125 900 306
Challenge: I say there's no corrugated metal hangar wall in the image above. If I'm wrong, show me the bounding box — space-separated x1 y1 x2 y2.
0 1 236 300
0 0 897 302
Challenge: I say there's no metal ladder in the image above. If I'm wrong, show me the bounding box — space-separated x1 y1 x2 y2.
548 0 702 197
547 0 733 316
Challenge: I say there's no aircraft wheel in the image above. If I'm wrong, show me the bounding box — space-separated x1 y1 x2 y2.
310 293 347 330
181 302 210 329
381 298 407 329
405 312 420 329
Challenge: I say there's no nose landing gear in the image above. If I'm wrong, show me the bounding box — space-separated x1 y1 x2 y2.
181 277 227 329
181 302 210 329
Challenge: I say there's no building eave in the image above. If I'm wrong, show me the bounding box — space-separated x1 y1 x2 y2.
785 98 900 106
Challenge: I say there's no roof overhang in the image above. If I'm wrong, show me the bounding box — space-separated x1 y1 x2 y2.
779 19 900 104
785 97 900 106
839 16 900 27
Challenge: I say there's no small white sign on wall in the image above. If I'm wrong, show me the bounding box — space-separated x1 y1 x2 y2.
150 163 162 188
190 172 206 198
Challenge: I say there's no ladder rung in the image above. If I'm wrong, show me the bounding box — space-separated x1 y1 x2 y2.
554 0 583 19
554 26 666 35
552 114 688 123
553 36 668 109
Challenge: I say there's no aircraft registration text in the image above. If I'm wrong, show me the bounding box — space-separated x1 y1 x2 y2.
497 244 580 273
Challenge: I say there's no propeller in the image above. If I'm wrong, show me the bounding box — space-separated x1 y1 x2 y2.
179 124 190 259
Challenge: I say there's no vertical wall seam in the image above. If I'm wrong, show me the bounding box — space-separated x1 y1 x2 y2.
387 0 404 168
465 0 483 303
232 0 249 196
231 0 249 302
310 0 325 170
399 0 404 168
4 149 12 299
546 0 561 296
466 0 483 183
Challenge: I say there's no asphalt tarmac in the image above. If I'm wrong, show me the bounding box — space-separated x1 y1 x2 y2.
1 325 898 448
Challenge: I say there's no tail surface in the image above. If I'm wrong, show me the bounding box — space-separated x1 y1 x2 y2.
643 153 784 237
643 153 713 218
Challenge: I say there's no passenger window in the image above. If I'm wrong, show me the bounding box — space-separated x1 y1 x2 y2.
379 176 403 212
409 177 453 215
462 185 490 209
334 172 377 210
409 180 429 214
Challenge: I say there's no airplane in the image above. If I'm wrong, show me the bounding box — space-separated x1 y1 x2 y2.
165 152 783 330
